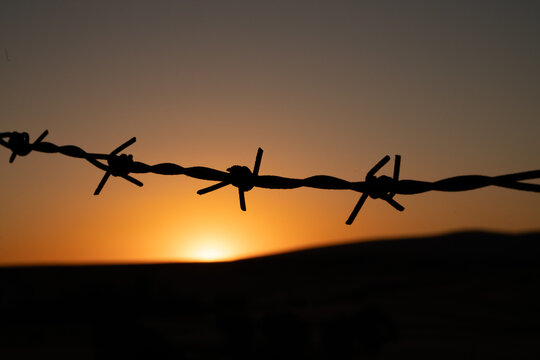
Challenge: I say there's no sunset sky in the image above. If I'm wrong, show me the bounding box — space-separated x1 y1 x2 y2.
1 1 539 265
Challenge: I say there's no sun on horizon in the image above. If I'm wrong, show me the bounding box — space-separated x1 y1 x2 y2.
180 233 237 262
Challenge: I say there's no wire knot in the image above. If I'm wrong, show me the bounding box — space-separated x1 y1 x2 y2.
91 137 143 195
197 148 263 211
108 154 134 177
227 165 255 191
3 130 48 163
7 132 32 157
365 175 395 199
346 155 404 225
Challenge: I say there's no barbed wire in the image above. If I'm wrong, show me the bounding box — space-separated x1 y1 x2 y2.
1 130 539 225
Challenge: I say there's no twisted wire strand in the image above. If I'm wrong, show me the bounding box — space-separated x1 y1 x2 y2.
1 130 539 224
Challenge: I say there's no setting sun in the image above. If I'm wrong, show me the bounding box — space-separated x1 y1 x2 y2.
180 232 236 262
193 246 228 262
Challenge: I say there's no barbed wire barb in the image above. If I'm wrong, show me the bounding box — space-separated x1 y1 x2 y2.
197 147 263 211
87 137 143 195
346 155 404 225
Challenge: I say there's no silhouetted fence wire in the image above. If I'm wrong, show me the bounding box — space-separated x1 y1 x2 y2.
1 130 539 224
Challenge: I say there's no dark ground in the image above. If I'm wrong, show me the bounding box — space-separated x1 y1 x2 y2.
1 231 539 359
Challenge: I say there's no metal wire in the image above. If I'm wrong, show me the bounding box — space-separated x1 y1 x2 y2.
1 130 539 224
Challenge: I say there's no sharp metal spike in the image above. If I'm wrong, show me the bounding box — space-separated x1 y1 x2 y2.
393 155 401 181
197 181 229 195
367 155 390 179
121 174 143 187
388 155 401 198
239 188 246 211
384 196 404 211
34 130 49 144
253 148 263 176
94 172 111 195
111 137 136 156
346 192 368 225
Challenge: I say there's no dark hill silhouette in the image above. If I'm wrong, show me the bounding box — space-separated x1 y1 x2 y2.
1 231 539 359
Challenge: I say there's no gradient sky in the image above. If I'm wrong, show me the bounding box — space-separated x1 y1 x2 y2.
1 0 539 265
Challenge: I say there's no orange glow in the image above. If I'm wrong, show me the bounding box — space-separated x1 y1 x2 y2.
182 233 234 262
191 245 229 262
1 2 539 266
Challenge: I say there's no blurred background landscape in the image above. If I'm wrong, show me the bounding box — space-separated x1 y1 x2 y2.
1 231 540 359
